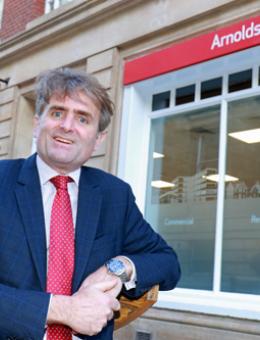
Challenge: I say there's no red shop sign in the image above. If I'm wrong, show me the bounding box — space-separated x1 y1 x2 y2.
124 15 260 85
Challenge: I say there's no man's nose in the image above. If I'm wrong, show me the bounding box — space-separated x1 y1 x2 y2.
60 113 74 131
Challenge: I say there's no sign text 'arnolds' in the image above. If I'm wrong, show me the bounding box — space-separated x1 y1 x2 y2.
124 16 260 85
211 21 260 50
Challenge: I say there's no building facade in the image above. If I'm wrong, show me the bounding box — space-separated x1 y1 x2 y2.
0 0 260 339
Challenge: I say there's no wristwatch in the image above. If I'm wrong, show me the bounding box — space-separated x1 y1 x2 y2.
105 258 129 283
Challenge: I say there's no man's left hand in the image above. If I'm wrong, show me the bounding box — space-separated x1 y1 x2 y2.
79 265 122 297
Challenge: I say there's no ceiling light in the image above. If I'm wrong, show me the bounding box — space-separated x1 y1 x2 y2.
229 128 260 144
151 180 175 188
153 152 165 159
203 174 239 182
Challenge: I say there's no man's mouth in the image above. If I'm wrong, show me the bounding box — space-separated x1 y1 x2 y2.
54 136 73 144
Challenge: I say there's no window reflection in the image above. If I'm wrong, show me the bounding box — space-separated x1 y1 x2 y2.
145 106 220 290
222 96 260 294
201 77 222 99
228 69 252 93
175 84 195 105
152 91 171 111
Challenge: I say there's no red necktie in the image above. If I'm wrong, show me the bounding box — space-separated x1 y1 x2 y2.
47 176 75 340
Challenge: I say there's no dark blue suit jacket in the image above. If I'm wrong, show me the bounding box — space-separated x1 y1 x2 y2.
0 154 180 340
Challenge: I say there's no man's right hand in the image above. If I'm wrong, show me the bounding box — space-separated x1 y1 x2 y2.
47 279 120 336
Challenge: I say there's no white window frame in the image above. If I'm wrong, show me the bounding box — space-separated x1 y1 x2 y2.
118 46 260 320
0 0 4 28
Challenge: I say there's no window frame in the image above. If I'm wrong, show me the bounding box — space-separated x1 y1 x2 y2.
118 46 260 320
0 0 4 28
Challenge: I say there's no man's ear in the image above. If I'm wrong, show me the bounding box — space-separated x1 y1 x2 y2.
33 115 40 138
94 130 107 151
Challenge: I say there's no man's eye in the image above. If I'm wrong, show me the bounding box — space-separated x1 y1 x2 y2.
78 115 88 124
52 111 63 118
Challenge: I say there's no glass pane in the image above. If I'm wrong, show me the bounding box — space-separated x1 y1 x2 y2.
228 69 252 93
201 77 222 99
175 84 195 105
145 106 220 290
222 96 260 294
152 91 170 111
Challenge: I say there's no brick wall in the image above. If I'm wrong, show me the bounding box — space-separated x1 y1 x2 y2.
0 0 45 41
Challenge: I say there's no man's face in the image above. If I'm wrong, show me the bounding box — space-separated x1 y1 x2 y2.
34 92 106 174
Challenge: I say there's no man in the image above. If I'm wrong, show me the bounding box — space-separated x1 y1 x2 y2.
0 68 180 339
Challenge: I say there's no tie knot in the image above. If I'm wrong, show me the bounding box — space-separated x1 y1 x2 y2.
51 176 72 190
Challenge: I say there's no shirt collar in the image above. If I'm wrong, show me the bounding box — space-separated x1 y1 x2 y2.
36 155 80 186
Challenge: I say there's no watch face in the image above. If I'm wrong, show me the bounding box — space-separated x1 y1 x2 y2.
108 259 125 275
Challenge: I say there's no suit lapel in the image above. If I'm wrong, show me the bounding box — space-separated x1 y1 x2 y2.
14 158 103 292
15 154 47 291
73 168 102 291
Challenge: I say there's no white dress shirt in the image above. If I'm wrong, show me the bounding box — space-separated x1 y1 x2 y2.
37 155 80 253
36 156 136 339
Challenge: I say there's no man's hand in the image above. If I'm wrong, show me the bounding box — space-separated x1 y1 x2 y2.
47 280 120 336
79 265 122 298
47 257 134 336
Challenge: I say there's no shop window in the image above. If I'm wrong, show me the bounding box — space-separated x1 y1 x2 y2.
146 96 260 293
222 96 260 294
228 69 252 93
120 45 260 315
152 91 170 111
201 77 222 99
175 84 195 105
146 106 220 290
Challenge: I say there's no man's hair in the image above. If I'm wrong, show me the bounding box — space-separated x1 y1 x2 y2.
35 67 114 132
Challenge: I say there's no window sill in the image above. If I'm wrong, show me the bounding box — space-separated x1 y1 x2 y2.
156 288 260 320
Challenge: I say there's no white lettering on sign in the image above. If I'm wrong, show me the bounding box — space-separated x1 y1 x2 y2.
211 22 260 50
164 218 194 226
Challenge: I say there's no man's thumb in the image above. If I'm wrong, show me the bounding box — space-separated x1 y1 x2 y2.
94 278 118 292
